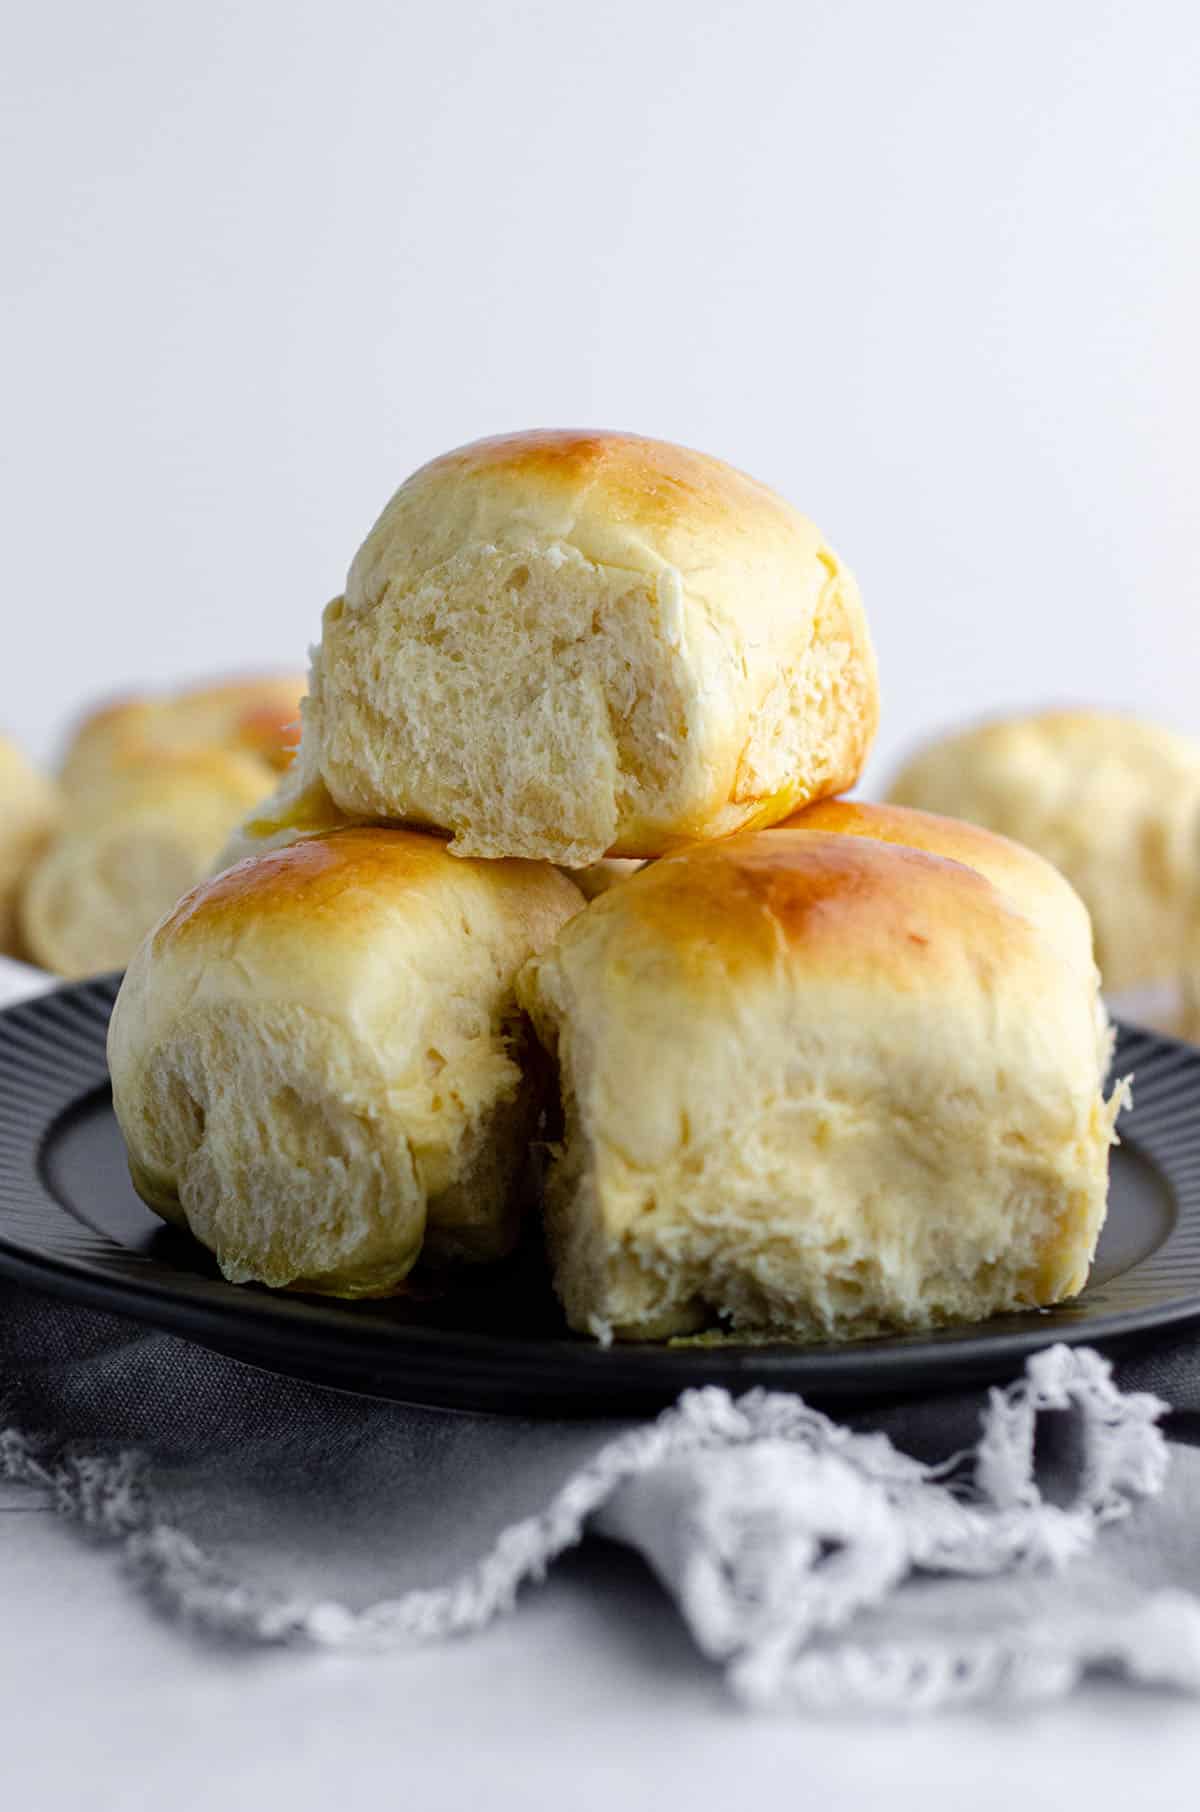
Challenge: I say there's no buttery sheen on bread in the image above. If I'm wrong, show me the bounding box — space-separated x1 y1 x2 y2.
781 798 1098 976
888 710 1200 993
212 738 363 873
108 827 583 1294
517 827 1122 1343
304 430 878 864
0 734 58 959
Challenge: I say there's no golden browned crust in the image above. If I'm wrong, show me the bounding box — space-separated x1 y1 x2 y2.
386 430 821 559
163 824 575 949
572 830 1044 993
781 797 1096 973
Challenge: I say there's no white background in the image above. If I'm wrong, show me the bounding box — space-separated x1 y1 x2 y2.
3 0 1199 780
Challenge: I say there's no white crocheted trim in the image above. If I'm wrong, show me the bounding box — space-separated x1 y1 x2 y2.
1 1344 1194 1711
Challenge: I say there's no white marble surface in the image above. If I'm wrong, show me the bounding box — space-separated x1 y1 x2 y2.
2 1491 1198 1812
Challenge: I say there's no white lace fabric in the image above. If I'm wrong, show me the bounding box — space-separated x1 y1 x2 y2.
3 1345 1198 1712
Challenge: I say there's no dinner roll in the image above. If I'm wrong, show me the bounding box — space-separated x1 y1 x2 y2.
306 430 878 864
517 830 1123 1343
22 750 273 977
108 828 583 1294
59 674 304 794
0 735 58 958
887 710 1200 992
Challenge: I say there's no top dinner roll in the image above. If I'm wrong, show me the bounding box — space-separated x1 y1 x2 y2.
887 710 1200 992
307 430 879 864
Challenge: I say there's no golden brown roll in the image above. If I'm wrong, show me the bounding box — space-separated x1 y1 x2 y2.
0 734 59 959
306 430 878 864
108 828 583 1294
59 674 304 795
887 710 1200 992
21 750 273 977
517 829 1123 1343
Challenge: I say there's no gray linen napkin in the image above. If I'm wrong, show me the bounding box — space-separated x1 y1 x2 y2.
2 961 1200 1713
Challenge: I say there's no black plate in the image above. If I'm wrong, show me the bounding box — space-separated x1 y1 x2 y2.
1 975 1199 1414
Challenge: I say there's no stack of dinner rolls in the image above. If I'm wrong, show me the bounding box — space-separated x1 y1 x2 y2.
20 676 303 977
107 430 1125 1343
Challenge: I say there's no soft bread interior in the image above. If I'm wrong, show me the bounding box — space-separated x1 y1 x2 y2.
122 1000 536 1294
312 550 703 863
108 828 585 1294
